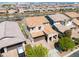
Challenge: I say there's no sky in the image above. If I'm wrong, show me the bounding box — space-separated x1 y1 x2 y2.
0 2 78 4
0 0 79 2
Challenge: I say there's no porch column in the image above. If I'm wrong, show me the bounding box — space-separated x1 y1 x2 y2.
57 35 58 41
31 38 34 47
32 40 34 44
22 42 26 51
4 47 7 53
52 36 54 42
4 47 7 57
47 36 49 43
31 41 34 47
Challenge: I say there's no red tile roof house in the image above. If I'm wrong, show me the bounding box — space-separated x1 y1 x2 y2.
24 16 58 50
64 12 79 39
71 17 79 39
46 13 76 34
62 12 79 39
64 12 79 18
0 21 26 57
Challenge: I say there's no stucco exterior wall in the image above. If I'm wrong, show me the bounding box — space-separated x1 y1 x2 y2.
47 33 58 43
30 25 44 33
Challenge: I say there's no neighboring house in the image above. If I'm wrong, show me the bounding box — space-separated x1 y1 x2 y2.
18 8 27 13
24 16 58 43
71 28 79 39
46 13 75 33
18 8 24 13
8 9 18 14
43 23 58 42
71 17 79 38
0 9 6 14
0 21 26 57
64 12 79 18
7 9 18 19
72 17 79 28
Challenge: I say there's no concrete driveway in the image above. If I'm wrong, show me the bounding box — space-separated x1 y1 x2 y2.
34 39 52 50
2 49 18 57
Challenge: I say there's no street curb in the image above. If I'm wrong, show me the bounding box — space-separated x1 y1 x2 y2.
63 48 79 57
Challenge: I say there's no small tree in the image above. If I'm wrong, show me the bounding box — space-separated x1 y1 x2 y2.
25 44 48 57
59 37 75 51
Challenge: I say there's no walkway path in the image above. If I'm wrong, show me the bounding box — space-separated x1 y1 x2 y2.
48 48 60 57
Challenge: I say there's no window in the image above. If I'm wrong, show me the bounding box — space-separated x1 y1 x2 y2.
31 27 35 30
61 21 65 25
53 35 57 39
49 37 52 41
38 26 41 30
70 28 72 29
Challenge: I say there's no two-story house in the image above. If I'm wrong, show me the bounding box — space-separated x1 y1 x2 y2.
46 13 75 33
24 16 58 43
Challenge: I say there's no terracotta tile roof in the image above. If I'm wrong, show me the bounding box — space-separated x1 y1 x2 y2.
54 23 75 33
71 29 79 38
65 12 79 18
30 31 44 38
72 18 79 26
44 24 58 34
30 23 58 38
25 16 49 27
48 13 70 22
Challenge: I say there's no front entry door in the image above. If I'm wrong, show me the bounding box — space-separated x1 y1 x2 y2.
49 37 52 41
17 46 25 57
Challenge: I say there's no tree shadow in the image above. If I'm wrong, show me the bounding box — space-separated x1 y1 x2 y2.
54 42 62 52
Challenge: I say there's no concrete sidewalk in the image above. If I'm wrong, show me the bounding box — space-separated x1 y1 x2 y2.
48 48 60 57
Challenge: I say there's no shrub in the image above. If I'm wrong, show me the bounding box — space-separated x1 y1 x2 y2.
59 37 75 51
25 44 48 57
